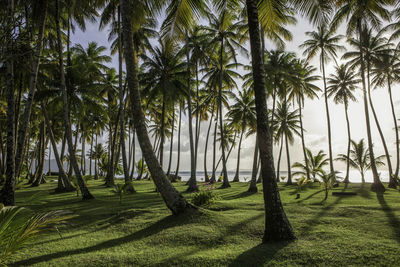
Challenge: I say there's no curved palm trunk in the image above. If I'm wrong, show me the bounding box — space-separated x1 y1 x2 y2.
166 110 175 176
285 133 292 185
344 102 351 183
367 63 394 187
246 0 295 242
0 0 16 206
204 108 215 182
121 0 192 214
233 126 245 182
55 0 93 200
160 94 166 169
174 103 182 177
42 106 74 192
357 21 384 192
14 0 48 179
321 53 335 175
388 78 399 186
276 137 284 182
210 108 218 183
32 123 46 187
298 98 310 180
248 136 259 192
186 33 197 192
219 38 230 189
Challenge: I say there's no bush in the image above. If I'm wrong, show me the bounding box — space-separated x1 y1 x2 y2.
191 184 219 206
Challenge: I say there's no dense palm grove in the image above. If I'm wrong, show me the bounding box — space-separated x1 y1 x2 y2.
1 0 400 257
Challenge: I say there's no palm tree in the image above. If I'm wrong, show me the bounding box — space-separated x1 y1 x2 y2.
120 0 192 215
327 64 359 183
300 25 344 177
245 0 295 242
227 89 256 182
273 102 301 185
371 49 400 188
331 0 394 192
336 139 386 184
293 149 329 182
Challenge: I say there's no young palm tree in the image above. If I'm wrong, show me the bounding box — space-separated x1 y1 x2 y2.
371 49 400 188
273 102 301 185
245 0 295 242
227 89 256 182
293 149 329 182
336 139 386 184
331 0 394 192
327 64 359 183
300 25 344 177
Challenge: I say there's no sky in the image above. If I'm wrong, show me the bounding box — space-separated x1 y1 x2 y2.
68 11 400 179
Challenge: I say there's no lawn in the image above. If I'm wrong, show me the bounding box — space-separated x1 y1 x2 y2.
7 179 400 266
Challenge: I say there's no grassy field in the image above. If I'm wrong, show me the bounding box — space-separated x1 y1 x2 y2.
7 178 400 266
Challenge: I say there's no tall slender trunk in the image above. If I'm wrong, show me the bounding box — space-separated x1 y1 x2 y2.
211 106 218 183
233 126 245 182
89 131 93 176
94 134 98 180
204 106 215 182
388 78 399 186
54 0 93 199
357 21 384 192
130 128 136 179
0 0 16 206
219 37 230 188
285 132 292 185
321 52 334 175
160 93 166 169
298 98 310 180
121 0 192 214
366 63 394 187
14 0 48 179
344 102 351 183
246 0 295 242
42 106 74 192
166 109 175 176
195 62 200 172
248 136 259 192
276 137 283 181
174 104 182 177
81 132 85 175
32 122 45 186
186 32 197 192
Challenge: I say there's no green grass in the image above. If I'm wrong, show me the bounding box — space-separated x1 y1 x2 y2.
7 178 400 266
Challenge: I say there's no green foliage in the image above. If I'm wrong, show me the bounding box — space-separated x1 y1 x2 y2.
320 172 337 201
191 183 219 206
296 176 311 192
111 183 132 204
0 204 74 266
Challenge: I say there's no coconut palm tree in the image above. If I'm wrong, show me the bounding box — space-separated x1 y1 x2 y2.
300 25 344 177
336 139 386 184
227 89 256 182
293 149 329 182
331 0 394 192
327 64 359 183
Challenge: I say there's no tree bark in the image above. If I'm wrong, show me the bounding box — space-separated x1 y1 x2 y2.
204 107 215 182
388 78 399 187
121 0 192 214
233 127 244 182
248 136 259 192
246 0 295 242
285 132 292 185
210 108 218 183
166 109 175 176
298 98 310 180
276 137 283 182
174 103 182 177
55 0 93 199
344 102 351 183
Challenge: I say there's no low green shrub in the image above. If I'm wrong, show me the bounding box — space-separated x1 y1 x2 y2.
191 184 219 206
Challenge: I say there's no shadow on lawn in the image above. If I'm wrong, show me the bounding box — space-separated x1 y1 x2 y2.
11 211 200 266
376 193 400 243
228 242 289 267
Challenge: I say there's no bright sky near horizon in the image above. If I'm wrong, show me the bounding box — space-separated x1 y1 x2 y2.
69 12 400 177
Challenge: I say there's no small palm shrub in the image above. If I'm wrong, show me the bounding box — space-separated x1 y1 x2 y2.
191 183 219 206
111 183 132 204
320 172 337 201
0 204 73 266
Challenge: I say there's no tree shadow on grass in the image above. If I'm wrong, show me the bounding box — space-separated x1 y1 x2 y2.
11 210 202 266
228 242 289 267
376 193 400 243
223 191 258 200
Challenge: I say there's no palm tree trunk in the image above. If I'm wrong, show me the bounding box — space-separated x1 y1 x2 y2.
298 98 310 180
195 62 200 172
344 102 351 183
121 0 192 214
42 106 74 192
388 78 399 186
95 134 98 180
211 107 218 183
14 0 48 179
160 93 166 169
246 0 295 242
248 136 259 192
321 52 335 175
277 137 283 182
285 133 292 185
55 0 93 200
175 103 182 177
204 107 215 182
81 133 85 175
219 38 230 189
130 128 136 179
32 122 45 187
366 64 394 188
166 109 175 176
186 32 197 192
0 0 16 206
357 20 384 192
233 126 245 182
89 131 93 176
